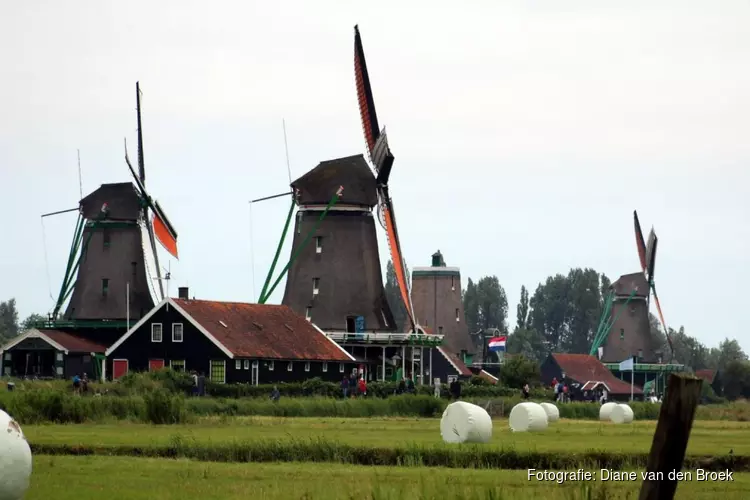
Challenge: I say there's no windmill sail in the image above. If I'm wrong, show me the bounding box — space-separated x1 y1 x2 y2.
645 228 657 282
354 25 415 331
633 210 648 274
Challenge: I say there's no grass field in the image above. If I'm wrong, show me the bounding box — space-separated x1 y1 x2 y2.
27 455 750 500
23 416 748 457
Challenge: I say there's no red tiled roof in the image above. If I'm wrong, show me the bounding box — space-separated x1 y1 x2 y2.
437 346 472 376
478 369 498 384
172 299 353 362
695 369 715 383
41 330 107 353
551 353 642 395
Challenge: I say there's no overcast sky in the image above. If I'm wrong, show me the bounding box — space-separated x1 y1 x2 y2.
1 1 748 352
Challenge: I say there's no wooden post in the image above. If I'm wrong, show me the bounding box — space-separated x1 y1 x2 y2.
638 373 703 500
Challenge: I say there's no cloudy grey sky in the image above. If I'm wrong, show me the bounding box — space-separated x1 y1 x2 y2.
1 1 748 352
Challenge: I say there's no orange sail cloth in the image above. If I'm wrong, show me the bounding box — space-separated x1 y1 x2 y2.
153 214 178 259
383 206 413 327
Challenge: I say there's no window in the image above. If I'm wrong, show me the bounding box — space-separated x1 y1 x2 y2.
172 323 184 342
305 307 312 321
151 323 163 342
103 230 111 249
5 353 12 361
455 308 460 322
210 360 226 383
438 326 444 335
83 355 91 363
346 316 356 333
235 359 241 370
315 236 322 253
268 360 274 371
102 278 109 297
322 362 328 372
451 276 455 291
620 328 625 340
171 360 185 372
244 359 250 370
312 277 320 295
252 360 258 369
339 363 345 373
305 361 310 372
287 361 293 372
55 352 63 362
131 261 137 278
56 366 63 376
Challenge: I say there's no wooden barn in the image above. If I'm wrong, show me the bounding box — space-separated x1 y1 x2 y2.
541 353 643 401
104 290 357 384
1 329 106 379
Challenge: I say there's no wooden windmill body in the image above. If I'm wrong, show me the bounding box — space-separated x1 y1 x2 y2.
281 155 397 332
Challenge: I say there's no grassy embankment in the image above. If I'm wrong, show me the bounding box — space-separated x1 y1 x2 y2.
27 456 750 500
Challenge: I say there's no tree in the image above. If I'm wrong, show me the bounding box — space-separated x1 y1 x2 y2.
384 259 411 331
506 326 547 362
516 285 529 331
498 355 540 389
0 298 19 342
474 276 508 333
722 360 750 400
715 338 748 372
462 278 479 333
21 313 47 332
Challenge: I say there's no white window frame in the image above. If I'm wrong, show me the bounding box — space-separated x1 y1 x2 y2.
287 361 293 372
339 363 345 373
235 359 241 370
244 359 250 370
305 307 312 321
455 308 460 322
4 352 12 361
304 361 310 372
170 360 186 371
322 362 328 373
268 360 274 371
315 236 322 253
172 323 184 342
151 323 163 342
312 277 320 296
209 360 226 384
55 366 63 376
55 352 63 362
113 359 129 378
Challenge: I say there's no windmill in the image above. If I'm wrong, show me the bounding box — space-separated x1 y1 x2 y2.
43 82 179 327
590 210 673 363
249 26 420 336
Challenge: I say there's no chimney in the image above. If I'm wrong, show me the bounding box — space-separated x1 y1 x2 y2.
178 287 189 300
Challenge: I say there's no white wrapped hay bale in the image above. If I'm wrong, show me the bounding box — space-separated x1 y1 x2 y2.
440 401 493 444
610 403 634 424
509 402 549 432
0 410 32 500
599 402 617 421
539 402 560 422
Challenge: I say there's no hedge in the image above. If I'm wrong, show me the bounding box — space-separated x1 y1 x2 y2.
28 440 747 472
1 388 748 424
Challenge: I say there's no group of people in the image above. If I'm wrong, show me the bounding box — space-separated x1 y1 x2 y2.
190 370 207 397
341 374 369 398
71 373 89 395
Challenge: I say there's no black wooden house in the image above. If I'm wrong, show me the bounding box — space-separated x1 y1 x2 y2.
104 291 357 384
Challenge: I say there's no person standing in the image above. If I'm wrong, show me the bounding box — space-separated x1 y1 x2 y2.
341 376 349 399
433 379 441 398
358 377 367 397
522 383 530 400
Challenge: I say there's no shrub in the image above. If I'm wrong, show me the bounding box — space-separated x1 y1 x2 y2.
143 389 188 424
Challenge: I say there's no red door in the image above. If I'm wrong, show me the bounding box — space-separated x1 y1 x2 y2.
149 359 165 372
113 360 129 379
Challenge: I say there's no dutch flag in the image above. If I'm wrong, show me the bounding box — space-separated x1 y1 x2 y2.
488 336 506 352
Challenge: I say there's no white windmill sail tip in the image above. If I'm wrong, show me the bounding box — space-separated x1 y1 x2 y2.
141 222 163 304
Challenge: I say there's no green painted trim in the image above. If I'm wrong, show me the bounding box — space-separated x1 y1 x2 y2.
412 269 461 277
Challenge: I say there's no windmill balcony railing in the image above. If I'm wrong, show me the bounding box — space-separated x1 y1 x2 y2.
603 362 685 372
325 332 444 346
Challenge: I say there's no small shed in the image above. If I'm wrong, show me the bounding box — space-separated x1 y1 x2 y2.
1 329 106 379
